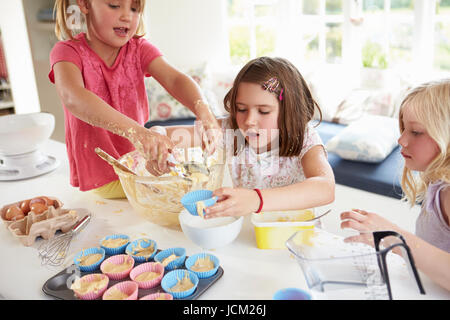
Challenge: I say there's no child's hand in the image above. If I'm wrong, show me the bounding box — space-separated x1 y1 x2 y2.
194 101 222 155
340 209 400 246
204 187 260 218
130 126 174 176
202 118 222 155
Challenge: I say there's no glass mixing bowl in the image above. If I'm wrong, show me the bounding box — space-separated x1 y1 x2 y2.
115 150 225 230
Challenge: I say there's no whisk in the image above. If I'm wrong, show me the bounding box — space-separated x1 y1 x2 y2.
38 214 91 267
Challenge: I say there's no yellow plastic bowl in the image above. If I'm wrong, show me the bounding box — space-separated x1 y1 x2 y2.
251 210 315 249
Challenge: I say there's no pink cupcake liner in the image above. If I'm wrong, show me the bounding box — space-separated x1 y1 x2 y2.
102 281 138 300
140 292 173 300
72 273 109 300
130 262 164 289
100 254 135 280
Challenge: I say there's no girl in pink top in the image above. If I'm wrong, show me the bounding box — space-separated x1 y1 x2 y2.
340 79 450 291
49 0 219 197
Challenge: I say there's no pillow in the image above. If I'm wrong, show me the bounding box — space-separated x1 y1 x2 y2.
332 88 405 125
208 65 240 117
145 63 221 121
325 115 400 163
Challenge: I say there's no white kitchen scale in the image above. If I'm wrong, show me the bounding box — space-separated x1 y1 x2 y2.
0 149 59 181
0 112 60 181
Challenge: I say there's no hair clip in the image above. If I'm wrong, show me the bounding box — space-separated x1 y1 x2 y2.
262 77 279 92
262 77 283 101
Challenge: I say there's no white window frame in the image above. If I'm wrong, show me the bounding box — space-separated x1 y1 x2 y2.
227 0 444 80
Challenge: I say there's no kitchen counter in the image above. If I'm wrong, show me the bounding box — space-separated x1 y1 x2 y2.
0 139 449 300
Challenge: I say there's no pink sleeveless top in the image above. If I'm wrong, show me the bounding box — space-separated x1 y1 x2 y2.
49 33 162 191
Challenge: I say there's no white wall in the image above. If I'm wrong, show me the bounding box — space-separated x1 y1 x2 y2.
0 0 230 142
144 0 230 69
0 0 41 115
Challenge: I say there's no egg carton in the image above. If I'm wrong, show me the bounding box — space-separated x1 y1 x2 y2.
1 196 63 228
1 197 81 247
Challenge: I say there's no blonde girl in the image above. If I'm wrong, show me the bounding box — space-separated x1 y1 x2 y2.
340 79 450 291
49 0 219 198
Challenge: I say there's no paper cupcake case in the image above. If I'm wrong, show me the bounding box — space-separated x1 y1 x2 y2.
161 269 199 299
74 247 106 272
100 254 135 280
154 247 186 271
140 292 173 300
185 253 220 279
43 248 224 300
103 281 139 300
100 234 130 255
130 262 164 289
181 190 218 216
126 238 158 263
72 273 109 300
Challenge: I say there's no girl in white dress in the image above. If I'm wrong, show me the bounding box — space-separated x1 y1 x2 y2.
159 57 335 217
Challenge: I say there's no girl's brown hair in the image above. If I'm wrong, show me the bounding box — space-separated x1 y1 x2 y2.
54 0 146 41
224 56 322 157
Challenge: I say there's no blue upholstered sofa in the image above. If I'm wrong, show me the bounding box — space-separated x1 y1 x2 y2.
145 118 404 199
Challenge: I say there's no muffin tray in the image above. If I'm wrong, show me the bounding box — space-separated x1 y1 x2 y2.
42 250 224 300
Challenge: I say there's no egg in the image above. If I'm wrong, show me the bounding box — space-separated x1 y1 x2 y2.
30 196 55 207
41 196 55 207
20 199 31 215
30 202 48 215
5 205 25 221
30 197 46 206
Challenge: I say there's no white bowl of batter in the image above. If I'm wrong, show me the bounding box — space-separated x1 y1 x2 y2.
179 209 243 250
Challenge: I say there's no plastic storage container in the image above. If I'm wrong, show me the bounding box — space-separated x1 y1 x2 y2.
285 228 426 300
251 209 316 249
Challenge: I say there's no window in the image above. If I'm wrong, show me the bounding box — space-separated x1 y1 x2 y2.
227 0 278 65
361 0 415 70
227 0 450 80
435 0 450 71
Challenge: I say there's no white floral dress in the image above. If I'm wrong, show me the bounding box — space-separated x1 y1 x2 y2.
222 119 326 189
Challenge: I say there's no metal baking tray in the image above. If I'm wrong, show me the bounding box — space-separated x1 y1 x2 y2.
42 251 224 300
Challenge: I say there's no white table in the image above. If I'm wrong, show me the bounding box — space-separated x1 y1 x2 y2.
0 140 449 300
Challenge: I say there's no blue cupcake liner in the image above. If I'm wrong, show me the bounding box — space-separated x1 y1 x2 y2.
161 269 199 299
181 190 218 216
74 247 105 272
154 247 186 271
100 234 130 255
185 252 220 279
125 238 158 263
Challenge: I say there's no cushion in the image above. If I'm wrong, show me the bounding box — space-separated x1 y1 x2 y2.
314 120 403 199
208 66 240 116
332 88 407 125
145 63 222 121
325 115 400 163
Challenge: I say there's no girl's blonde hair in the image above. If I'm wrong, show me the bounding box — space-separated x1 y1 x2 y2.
53 0 146 41
399 79 450 206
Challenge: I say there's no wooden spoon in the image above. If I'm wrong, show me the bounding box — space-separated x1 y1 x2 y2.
94 147 137 175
